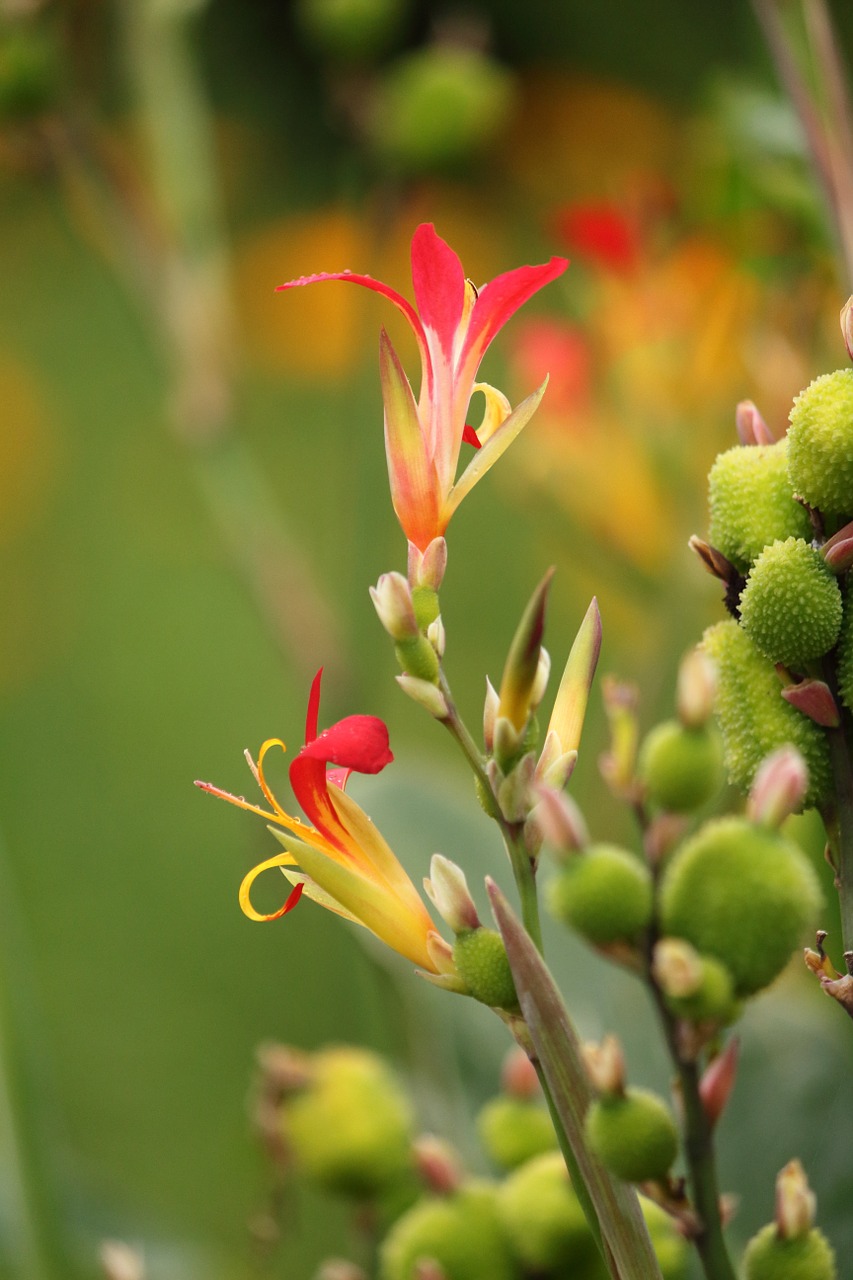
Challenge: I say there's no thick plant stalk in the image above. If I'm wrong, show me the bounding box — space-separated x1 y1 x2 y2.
489 881 663 1280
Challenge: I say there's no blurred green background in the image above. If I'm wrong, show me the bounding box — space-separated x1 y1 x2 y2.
1 0 852 1276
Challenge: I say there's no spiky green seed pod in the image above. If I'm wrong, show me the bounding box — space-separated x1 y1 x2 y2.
662 953 736 1023
659 816 822 996
742 1224 837 1280
708 440 811 574
452 928 518 1010
584 1088 679 1183
638 721 724 812
702 620 831 808
546 844 653 946
788 368 853 516
739 538 842 670
476 1097 557 1171
498 1152 597 1272
395 635 440 682
380 1182 516 1280
641 1198 690 1280
285 1047 413 1196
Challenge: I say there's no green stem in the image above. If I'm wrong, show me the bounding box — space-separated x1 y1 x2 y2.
436 671 543 951
823 716 853 953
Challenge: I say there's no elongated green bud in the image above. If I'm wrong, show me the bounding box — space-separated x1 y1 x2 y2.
788 368 853 515
708 440 811 574
659 816 822 996
702 620 831 808
739 538 841 670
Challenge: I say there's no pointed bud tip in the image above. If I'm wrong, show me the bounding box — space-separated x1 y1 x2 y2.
747 746 809 827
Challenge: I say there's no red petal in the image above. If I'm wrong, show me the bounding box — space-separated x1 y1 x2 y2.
462 424 482 450
458 257 568 387
410 224 466 361
300 715 393 774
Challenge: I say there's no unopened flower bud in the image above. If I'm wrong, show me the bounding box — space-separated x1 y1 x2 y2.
498 570 554 733
747 746 809 828
427 616 445 657
582 1035 625 1096
501 1046 540 1099
413 1134 464 1195
424 855 481 934
101 1243 145 1280
371 572 419 640
736 399 774 446
396 674 448 718
547 598 601 757
483 678 500 753
493 714 523 768
842 296 853 362
408 536 447 592
532 785 589 857
775 1159 816 1239
698 1038 739 1131
496 752 535 822
677 648 717 728
599 677 640 798
530 648 551 711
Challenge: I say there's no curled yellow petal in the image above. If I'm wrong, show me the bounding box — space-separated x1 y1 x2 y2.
239 852 301 921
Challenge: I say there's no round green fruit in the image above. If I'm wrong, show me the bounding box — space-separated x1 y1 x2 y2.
659 816 822 996
585 1088 679 1183
285 1047 413 1196
702 620 831 808
380 1182 515 1280
638 720 724 812
662 952 736 1023
295 0 407 60
641 1198 690 1279
742 1223 837 1280
546 844 653 945
498 1152 597 1271
788 368 853 516
476 1096 557 1171
452 928 518 1010
708 440 811 574
739 538 841 670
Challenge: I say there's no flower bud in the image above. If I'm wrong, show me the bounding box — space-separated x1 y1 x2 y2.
100 1243 144 1280
371 572 419 640
739 538 842 670
427 616 445 658
535 729 577 789
476 1096 557 1171
599 677 640 798
380 1182 516 1280
533 785 589 857
702 620 831 808
584 1088 679 1183
546 843 653 946
742 1161 837 1280
676 647 717 729
788 368 853 515
501 1046 540 1099
452 928 519 1010
483 678 500 753
408 536 447 592
659 816 823 996
284 1047 414 1197
495 752 535 822
547 598 602 757
396 674 448 719
582 1035 626 1096
708 439 811 574
638 720 724 813
698 1037 739 1131
424 855 481 934
746 746 809 828
498 570 553 733
498 1152 595 1272
736 399 775 446
413 1134 464 1195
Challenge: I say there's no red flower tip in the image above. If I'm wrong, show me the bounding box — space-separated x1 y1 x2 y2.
462 424 483 450
553 202 640 274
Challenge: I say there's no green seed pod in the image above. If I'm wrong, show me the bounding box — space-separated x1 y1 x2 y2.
788 368 853 516
394 635 440 682
708 440 811 574
659 816 822 996
380 1182 516 1280
739 538 842 670
498 1152 597 1272
452 928 518 1010
584 1088 679 1183
546 844 653 946
285 1047 413 1197
476 1096 557 1171
702 620 831 808
662 953 736 1023
370 47 515 174
638 720 724 812
641 1198 690 1280
411 584 440 628
835 595 853 715
742 1224 837 1280
295 0 407 61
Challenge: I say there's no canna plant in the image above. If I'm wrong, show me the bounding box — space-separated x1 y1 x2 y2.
201 225 848 1280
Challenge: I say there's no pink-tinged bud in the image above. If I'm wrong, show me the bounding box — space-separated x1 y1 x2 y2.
500 1046 541 1099
644 813 689 865
688 536 740 585
698 1038 739 1131
821 518 853 574
652 938 704 998
498 569 554 732
413 1134 464 1195
497 753 536 822
677 648 717 729
775 1159 816 1238
547 598 602 756
599 676 640 798
483 677 500 753
424 855 481 933
100 1243 145 1280
841 296 853 362
370 572 419 640
396 674 449 719
532 784 589 857
780 678 841 727
735 399 775 446
746 746 809 827
411 536 448 592
535 729 577 789
427 616 446 658
582 1035 625 1096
